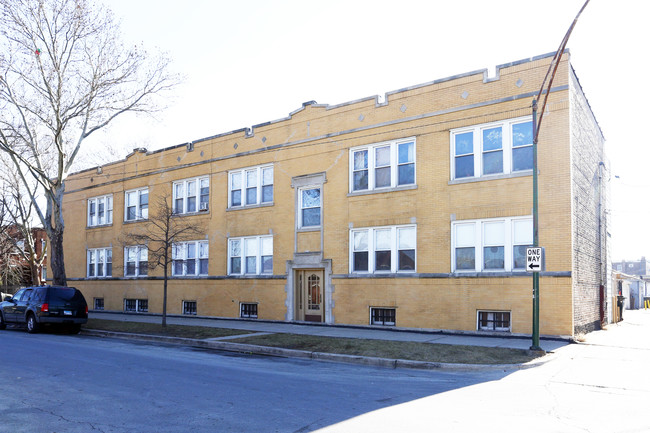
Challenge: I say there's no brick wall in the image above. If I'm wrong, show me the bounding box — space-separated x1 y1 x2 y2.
570 67 608 334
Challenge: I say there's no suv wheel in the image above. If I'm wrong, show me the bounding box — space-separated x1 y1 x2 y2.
0 313 6 330
26 314 39 334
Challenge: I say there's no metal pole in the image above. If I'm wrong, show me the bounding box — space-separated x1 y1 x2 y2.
531 99 541 351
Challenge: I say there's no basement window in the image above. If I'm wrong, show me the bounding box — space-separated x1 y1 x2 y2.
477 311 511 332
124 298 148 313
240 303 258 319
370 307 396 326
183 300 197 315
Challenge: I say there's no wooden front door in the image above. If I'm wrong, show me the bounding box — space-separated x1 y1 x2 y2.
295 269 324 322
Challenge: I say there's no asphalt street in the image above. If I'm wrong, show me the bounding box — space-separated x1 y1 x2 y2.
0 328 507 433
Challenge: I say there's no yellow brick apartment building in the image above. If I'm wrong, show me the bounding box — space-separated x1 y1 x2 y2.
60 51 608 338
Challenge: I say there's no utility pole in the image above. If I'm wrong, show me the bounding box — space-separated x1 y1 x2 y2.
530 0 590 351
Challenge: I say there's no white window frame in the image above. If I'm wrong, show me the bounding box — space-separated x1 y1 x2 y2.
450 116 533 180
451 216 532 273
349 137 416 193
349 225 416 274
124 245 148 277
124 188 149 221
228 164 273 208
87 247 112 278
298 186 322 229
173 176 210 214
172 240 209 276
228 235 273 276
87 195 113 227
124 298 148 313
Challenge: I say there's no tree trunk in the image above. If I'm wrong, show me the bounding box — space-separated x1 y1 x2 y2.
49 226 67 286
162 262 168 327
47 185 67 286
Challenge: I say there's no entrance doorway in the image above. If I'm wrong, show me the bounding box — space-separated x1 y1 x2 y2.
295 269 324 322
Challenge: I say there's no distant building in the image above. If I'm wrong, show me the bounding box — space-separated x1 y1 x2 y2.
612 258 649 276
56 51 609 338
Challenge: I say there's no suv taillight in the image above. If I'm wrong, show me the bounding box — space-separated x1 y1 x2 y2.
41 303 49 312
85 306 88 314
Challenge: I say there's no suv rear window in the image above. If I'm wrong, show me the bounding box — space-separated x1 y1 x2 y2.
49 287 85 303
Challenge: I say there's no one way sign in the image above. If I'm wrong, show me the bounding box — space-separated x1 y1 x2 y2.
526 247 545 272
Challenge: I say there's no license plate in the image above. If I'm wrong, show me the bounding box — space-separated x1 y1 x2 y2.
64 310 72 316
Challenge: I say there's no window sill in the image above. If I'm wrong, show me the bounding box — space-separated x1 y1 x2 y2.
123 218 149 224
347 184 417 197
297 226 320 233
227 202 274 212
172 210 210 217
87 224 113 229
449 170 532 185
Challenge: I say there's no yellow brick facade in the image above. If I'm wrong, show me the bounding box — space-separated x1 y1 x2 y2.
59 52 603 338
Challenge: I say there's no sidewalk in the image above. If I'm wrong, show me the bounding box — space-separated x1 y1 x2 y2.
89 311 569 352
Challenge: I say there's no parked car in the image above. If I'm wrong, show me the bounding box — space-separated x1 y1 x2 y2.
0 285 88 333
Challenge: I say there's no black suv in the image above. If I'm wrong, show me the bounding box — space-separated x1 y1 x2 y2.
0 285 88 333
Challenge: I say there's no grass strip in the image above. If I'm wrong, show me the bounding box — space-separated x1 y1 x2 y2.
84 319 540 364
85 318 252 339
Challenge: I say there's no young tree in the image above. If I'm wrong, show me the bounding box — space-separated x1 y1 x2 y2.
0 0 178 285
122 195 205 327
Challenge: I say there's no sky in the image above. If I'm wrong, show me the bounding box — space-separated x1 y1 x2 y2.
87 0 650 262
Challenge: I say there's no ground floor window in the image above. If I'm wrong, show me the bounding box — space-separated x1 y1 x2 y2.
94 298 104 310
370 307 396 326
124 298 148 313
240 303 258 319
477 310 511 331
183 300 197 315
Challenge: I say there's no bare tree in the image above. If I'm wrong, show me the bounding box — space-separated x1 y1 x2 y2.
0 170 47 286
122 195 204 327
0 0 179 285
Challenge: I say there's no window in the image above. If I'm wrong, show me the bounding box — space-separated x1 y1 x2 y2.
477 311 511 332
370 307 396 326
240 303 258 319
350 225 416 273
94 298 104 310
452 217 532 272
124 246 148 277
228 165 273 208
172 241 209 276
173 177 209 214
512 219 533 270
88 195 113 226
299 188 321 228
228 235 273 275
87 248 112 278
124 299 148 313
451 117 533 180
350 138 415 192
183 300 197 315
124 188 148 221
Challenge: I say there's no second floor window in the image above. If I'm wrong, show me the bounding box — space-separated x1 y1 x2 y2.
350 138 416 193
452 217 532 272
125 245 148 277
87 247 112 278
451 117 533 180
173 177 209 214
229 165 273 208
88 195 113 227
351 225 416 273
299 187 321 228
172 240 209 276
228 235 273 275
125 188 148 221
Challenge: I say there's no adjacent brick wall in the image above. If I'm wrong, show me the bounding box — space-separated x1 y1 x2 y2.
570 67 607 334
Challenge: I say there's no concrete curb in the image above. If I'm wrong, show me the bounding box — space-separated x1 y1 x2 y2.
81 329 545 371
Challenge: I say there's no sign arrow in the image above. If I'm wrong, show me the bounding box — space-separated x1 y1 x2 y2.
529 262 540 270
